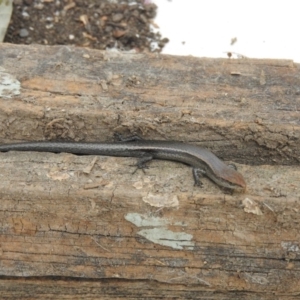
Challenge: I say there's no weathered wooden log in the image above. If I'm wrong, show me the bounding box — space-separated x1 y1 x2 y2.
0 43 299 299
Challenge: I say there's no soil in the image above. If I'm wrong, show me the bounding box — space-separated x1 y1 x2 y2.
4 0 168 53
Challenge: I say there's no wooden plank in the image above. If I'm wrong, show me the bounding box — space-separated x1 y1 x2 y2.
0 43 300 299
0 43 299 164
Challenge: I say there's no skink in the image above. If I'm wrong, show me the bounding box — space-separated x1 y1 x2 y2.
0 140 246 192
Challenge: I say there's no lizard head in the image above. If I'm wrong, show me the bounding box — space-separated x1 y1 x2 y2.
222 166 247 192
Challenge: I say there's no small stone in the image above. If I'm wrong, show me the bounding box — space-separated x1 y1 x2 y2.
22 11 30 20
19 28 29 38
113 29 126 38
34 3 44 10
45 24 53 29
112 13 123 22
105 26 113 33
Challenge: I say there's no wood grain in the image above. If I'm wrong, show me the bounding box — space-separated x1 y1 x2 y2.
0 43 300 299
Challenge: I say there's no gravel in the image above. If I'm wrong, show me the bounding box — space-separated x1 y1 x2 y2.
5 0 169 52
